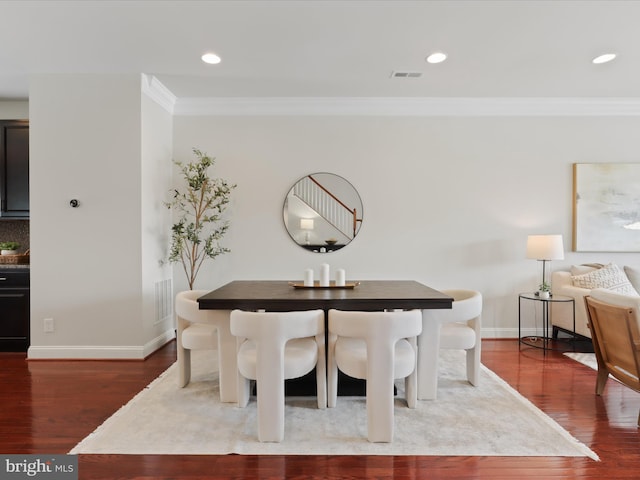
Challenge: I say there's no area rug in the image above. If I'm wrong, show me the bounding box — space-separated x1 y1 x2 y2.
70 350 598 459
564 352 598 371
564 351 623 384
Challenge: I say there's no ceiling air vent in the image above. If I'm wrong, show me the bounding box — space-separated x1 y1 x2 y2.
390 71 423 78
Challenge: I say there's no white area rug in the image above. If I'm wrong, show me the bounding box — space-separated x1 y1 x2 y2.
564 351 623 384
564 352 598 371
70 350 598 459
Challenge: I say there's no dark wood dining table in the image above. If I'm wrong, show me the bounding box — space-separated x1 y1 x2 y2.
197 280 452 397
197 280 453 312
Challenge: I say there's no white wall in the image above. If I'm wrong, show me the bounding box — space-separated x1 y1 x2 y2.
141 91 174 348
173 113 640 337
21 83 640 357
28 74 174 358
0 101 28 119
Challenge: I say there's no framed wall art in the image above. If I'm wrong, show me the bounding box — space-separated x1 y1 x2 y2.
573 163 640 252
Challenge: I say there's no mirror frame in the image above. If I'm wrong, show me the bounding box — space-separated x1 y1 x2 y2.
283 172 363 253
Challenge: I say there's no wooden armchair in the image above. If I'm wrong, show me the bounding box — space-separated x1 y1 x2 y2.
584 290 640 426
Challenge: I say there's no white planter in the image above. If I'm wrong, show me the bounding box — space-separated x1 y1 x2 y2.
1 250 17 255
539 291 550 299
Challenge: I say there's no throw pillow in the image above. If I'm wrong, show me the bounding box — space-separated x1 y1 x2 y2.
624 266 640 295
570 264 602 276
571 263 639 296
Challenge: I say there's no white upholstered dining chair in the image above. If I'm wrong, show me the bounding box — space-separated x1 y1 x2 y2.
230 309 326 443
418 289 482 400
175 290 237 403
327 309 422 443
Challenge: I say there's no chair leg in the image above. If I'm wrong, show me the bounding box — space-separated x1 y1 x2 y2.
405 370 417 409
315 333 327 409
177 316 191 387
178 347 191 387
236 335 251 408
366 343 395 443
595 368 609 395
256 344 286 442
237 375 250 408
367 388 394 442
327 333 338 408
466 344 481 386
217 320 238 403
256 382 285 442
405 336 417 408
417 321 441 400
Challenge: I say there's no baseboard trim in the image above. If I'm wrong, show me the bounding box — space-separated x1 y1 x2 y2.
142 329 176 358
481 327 522 339
27 329 176 360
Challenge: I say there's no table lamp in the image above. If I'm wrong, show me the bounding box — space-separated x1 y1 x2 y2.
300 218 314 245
526 234 564 297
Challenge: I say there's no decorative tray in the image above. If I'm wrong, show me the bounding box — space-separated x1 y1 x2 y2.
289 281 360 289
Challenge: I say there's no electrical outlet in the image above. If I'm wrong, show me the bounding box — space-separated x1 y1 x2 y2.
43 318 54 333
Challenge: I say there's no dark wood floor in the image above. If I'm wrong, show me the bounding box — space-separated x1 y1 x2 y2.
1 339 639 479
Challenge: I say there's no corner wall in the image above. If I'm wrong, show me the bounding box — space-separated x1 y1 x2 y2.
141 89 174 351
0 101 28 120
27 74 174 358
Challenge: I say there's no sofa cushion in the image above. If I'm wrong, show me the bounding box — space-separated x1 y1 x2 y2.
589 288 640 330
623 266 640 295
590 287 640 307
571 263 639 296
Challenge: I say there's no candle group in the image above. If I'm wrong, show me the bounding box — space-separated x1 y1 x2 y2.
303 265 347 287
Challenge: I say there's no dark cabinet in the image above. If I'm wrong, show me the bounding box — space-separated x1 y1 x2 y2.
0 120 29 218
0 269 29 351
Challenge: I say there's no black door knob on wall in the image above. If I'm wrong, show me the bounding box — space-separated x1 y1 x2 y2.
69 199 79 208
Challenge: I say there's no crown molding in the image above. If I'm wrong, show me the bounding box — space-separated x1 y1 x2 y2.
141 74 176 114
173 96 640 117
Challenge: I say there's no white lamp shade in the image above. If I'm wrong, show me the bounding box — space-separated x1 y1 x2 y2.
300 218 314 230
526 234 564 260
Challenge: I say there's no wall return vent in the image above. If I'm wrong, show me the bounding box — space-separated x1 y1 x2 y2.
390 71 423 78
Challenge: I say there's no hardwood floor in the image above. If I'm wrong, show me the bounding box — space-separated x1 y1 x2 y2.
1 339 639 479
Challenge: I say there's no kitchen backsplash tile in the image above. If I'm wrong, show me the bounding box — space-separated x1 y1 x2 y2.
0 220 29 253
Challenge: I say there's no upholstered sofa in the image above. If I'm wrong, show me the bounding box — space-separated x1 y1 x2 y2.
551 263 640 339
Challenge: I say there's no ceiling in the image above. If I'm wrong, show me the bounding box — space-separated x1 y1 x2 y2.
0 0 639 101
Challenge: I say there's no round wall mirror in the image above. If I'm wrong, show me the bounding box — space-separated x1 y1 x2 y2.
283 173 363 253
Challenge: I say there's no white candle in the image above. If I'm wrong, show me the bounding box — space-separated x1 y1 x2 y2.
320 263 330 287
336 268 346 287
304 268 314 287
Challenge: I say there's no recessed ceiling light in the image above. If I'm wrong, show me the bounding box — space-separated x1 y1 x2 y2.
201 52 221 65
592 53 616 64
426 52 447 64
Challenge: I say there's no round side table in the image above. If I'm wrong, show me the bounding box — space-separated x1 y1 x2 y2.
518 293 576 352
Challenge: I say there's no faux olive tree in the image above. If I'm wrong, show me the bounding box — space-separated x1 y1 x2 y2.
167 148 236 290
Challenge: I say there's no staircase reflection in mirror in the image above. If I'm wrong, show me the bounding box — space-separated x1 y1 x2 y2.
283 172 363 253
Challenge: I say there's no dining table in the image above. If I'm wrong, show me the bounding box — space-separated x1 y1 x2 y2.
197 280 453 398
197 279 452 312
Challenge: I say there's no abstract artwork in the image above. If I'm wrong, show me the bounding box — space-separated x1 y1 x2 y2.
573 163 640 252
